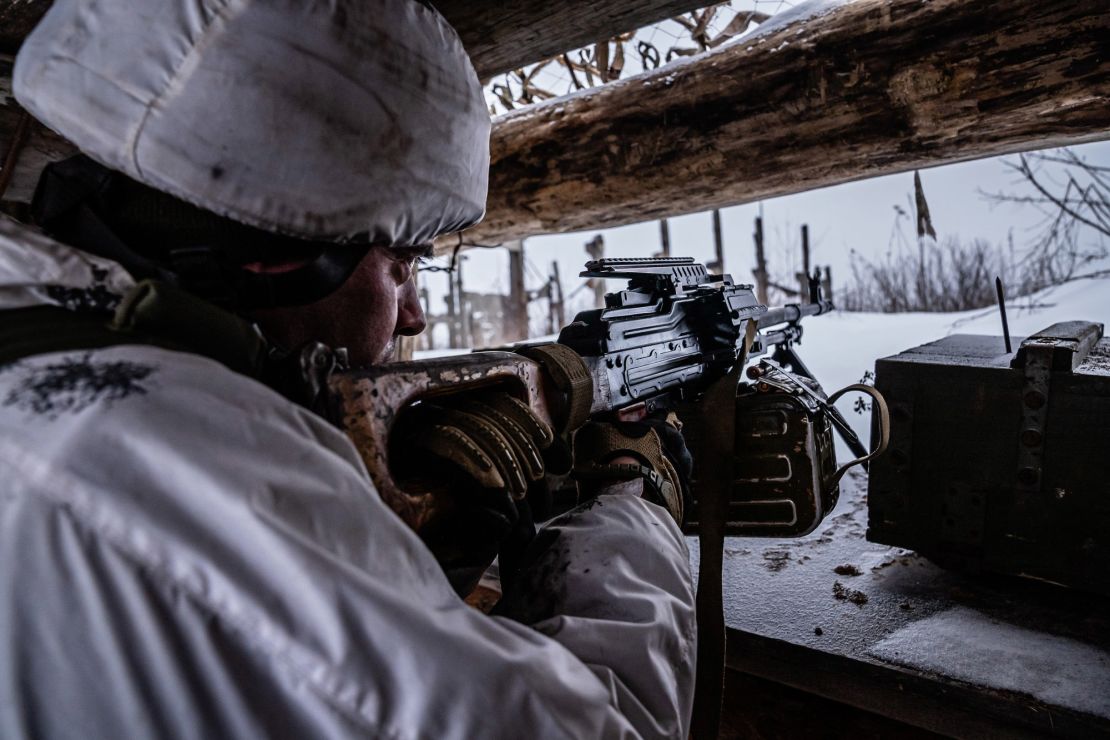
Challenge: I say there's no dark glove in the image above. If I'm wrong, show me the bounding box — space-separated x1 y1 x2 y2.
389 391 554 595
572 410 693 525
395 392 552 497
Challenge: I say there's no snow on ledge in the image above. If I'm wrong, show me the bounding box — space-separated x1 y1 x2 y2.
738 0 855 42
493 0 858 125
869 606 1110 717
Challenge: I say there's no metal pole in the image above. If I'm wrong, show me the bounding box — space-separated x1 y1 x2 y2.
802 224 811 274
659 218 672 258
506 239 529 341
799 224 811 300
753 216 768 305
710 209 724 273
996 276 1013 353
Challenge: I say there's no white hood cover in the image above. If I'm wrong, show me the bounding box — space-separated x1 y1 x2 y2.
13 0 491 246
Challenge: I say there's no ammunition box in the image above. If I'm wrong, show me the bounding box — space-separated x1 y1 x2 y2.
684 372 841 538
727 386 840 537
868 321 1110 595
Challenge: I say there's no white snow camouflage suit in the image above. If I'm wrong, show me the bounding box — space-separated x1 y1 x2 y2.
0 215 696 739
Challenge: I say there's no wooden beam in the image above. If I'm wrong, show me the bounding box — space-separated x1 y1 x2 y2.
456 0 1110 247
0 1 49 55
0 0 713 199
6 0 1109 246
0 0 710 79
435 0 711 80
0 54 77 204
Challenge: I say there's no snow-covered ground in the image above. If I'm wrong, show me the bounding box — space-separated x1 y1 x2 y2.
418 270 1109 454
800 270 1110 451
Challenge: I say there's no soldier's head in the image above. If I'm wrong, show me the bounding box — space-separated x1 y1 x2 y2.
15 0 490 365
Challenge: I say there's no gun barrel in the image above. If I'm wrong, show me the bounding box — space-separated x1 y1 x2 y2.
756 299 834 329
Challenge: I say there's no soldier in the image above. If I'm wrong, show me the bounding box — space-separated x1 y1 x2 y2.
0 1 696 737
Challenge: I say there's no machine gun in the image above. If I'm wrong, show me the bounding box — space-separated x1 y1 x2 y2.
326 257 886 537
555 257 881 534
321 256 887 740
557 258 853 433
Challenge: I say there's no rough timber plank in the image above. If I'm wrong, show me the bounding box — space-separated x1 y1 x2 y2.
454 0 1110 247
435 0 713 80
0 0 710 78
4 0 1109 246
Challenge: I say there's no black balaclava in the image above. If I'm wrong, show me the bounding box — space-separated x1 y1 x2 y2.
31 155 370 312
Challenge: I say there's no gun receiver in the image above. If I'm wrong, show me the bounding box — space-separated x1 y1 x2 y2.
557 258 868 461
559 257 774 415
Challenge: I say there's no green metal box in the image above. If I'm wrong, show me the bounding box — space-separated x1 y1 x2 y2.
867 321 1110 594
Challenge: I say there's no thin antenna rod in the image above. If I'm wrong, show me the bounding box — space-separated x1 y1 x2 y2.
995 276 1012 353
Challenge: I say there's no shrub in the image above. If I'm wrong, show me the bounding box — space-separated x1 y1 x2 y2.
838 237 1048 313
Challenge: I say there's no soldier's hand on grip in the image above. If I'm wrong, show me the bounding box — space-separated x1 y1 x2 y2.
572 411 693 525
390 390 554 594
392 390 554 503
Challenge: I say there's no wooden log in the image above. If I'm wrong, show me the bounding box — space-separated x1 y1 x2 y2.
0 0 709 79
0 54 78 204
0 0 713 201
6 0 1109 245
504 239 529 342
0 1 48 55
435 0 710 80
456 0 1110 247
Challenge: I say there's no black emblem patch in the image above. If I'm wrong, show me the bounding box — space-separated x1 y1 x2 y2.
44 267 123 312
3 354 156 419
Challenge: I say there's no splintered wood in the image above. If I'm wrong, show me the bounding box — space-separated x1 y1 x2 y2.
456 0 1109 247
1 0 1108 246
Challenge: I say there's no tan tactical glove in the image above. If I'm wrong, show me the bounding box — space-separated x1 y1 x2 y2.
395 392 554 500
389 391 555 595
572 411 693 525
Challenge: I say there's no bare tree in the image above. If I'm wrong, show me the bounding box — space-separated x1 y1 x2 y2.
983 148 1110 284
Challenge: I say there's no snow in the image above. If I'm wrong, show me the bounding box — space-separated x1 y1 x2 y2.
869 606 1110 716
799 270 1110 452
738 0 852 42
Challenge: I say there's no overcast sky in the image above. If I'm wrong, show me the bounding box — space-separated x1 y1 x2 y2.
418 139 1109 342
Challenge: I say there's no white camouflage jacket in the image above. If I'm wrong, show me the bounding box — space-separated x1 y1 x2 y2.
0 216 696 739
